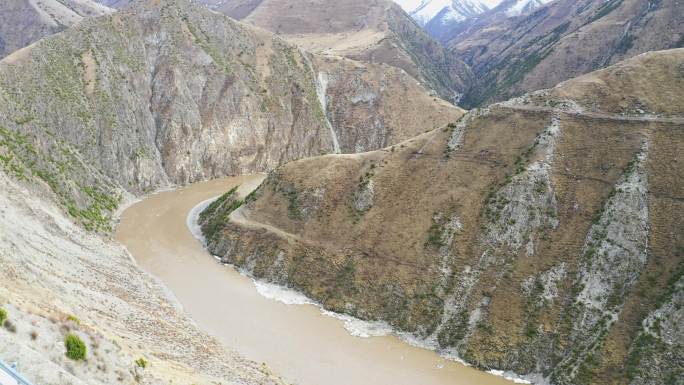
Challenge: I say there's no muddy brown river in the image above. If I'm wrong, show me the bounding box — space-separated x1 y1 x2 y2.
116 175 516 385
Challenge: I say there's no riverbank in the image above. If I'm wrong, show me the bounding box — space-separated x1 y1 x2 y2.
116 175 518 385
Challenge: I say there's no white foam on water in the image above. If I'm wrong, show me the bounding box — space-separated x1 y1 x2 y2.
186 196 219 245
320 310 393 338
252 280 392 337
488 370 533 384
253 280 317 306
248 278 544 382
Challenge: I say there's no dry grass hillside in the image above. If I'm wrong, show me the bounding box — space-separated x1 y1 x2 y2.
0 0 112 58
449 0 684 107
202 49 684 385
201 0 473 103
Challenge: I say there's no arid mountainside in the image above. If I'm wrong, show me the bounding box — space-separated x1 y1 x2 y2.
448 0 684 107
202 0 473 103
0 165 284 385
0 0 463 382
0 0 461 231
0 0 112 58
201 49 684 384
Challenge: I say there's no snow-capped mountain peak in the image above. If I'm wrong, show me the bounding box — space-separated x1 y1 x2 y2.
394 0 498 25
502 0 554 17
394 0 554 22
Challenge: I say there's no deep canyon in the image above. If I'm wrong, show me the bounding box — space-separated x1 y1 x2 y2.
0 0 682 384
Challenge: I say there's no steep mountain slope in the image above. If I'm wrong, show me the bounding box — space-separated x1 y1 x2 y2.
201 49 684 384
202 0 473 103
449 0 684 107
0 0 461 230
0 170 284 385
313 56 462 153
393 0 553 42
427 0 554 43
0 0 462 381
0 0 112 58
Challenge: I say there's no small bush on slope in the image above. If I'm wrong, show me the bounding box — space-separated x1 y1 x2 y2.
65 334 87 360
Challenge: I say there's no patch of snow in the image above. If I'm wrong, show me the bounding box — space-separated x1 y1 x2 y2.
394 0 495 26
504 0 553 17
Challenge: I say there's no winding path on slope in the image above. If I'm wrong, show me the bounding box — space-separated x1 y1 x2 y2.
115 175 516 385
501 104 684 124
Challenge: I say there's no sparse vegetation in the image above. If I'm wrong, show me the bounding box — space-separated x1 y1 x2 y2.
65 334 87 360
437 310 468 347
426 221 445 247
0 308 6 326
285 189 304 220
135 357 148 369
199 187 244 241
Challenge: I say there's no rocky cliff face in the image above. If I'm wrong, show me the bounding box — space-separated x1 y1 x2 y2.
448 0 684 107
203 0 473 104
313 56 463 152
0 0 112 59
0 0 460 230
201 49 684 384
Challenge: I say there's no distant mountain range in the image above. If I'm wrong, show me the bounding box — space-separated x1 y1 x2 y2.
394 0 491 25
450 0 684 106
394 0 553 41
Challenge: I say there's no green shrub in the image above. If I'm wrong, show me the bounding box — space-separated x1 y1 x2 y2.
65 334 87 360
66 314 80 324
135 358 148 369
0 308 6 326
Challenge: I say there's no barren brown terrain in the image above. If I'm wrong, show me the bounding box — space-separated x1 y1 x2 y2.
202 49 684 385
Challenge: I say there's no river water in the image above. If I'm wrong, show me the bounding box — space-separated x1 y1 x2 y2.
115 175 515 385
